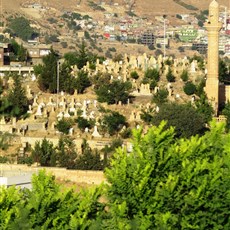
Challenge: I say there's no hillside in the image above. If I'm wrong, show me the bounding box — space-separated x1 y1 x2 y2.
3 0 230 19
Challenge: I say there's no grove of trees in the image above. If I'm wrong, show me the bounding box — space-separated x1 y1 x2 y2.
30 137 104 170
0 74 29 119
7 16 39 41
1 121 230 229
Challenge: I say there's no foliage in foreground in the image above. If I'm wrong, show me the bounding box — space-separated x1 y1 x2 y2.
0 170 103 229
103 121 230 229
1 122 230 229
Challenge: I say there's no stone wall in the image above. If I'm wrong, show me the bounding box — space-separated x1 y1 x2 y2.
0 164 105 185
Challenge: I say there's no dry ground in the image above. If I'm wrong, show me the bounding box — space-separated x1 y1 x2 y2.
3 0 230 20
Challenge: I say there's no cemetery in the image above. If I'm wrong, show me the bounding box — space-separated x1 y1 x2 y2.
0 51 211 165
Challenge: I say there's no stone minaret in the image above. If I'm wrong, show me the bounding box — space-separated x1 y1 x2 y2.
204 0 222 115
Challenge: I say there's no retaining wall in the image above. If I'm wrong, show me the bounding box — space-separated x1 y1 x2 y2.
0 164 105 185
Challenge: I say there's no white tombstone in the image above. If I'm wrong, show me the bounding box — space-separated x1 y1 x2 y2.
32 97 38 107
176 94 180 99
92 125 102 138
35 105 42 116
156 106 160 113
94 100 97 108
31 74 36 81
64 110 70 118
69 127 74 136
81 108 87 118
0 116 6 125
190 60 196 73
27 105 33 114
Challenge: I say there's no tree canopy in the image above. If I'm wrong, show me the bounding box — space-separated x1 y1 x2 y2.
95 80 132 104
0 74 29 119
103 121 230 229
148 103 206 138
1 122 230 229
7 16 38 41
35 48 59 93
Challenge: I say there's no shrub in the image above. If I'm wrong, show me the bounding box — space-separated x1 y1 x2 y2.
56 118 74 134
184 81 196 95
130 71 139 80
166 68 175 82
152 88 168 105
180 69 189 82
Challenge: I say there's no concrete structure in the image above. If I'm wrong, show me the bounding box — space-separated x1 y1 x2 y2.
24 44 51 65
0 66 34 74
192 42 208 54
0 169 33 189
140 31 155 46
179 26 198 42
204 0 222 114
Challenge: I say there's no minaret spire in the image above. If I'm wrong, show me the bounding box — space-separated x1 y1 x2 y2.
204 0 222 115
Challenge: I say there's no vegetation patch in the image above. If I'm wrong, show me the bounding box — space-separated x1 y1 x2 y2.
173 0 198 11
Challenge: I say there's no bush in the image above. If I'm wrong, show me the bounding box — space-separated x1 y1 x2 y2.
130 71 139 80
180 69 189 82
61 42 68 48
151 103 205 138
166 68 175 82
76 117 94 131
184 81 196 95
108 47 116 52
152 88 168 105
178 46 185 52
7 16 38 41
144 68 160 81
104 121 230 228
56 118 74 134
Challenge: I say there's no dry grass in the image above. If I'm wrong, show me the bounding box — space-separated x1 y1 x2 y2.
3 0 229 19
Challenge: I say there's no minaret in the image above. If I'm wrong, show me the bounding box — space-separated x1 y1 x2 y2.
204 0 222 115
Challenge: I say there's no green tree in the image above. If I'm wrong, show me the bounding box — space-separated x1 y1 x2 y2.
151 103 205 138
130 71 139 80
56 118 74 135
219 59 230 84
2 170 103 229
195 93 214 123
144 68 160 81
10 40 29 62
103 121 230 229
95 80 132 104
6 74 29 118
76 117 94 131
152 88 168 105
36 48 59 93
8 16 38 41
75 139 103 170
64 52 78 66
183 81 196 95
74 70 91 94
180 69 189 82
76 42 89 69
102 111 127 136
31 139 56 166
56 136 78 168
166 67 175 82
59 62 75 94
195 78 205 97
222 101 230 131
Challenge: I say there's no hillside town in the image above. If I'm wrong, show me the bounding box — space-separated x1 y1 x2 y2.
0 0 229 165
0 1 230 229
